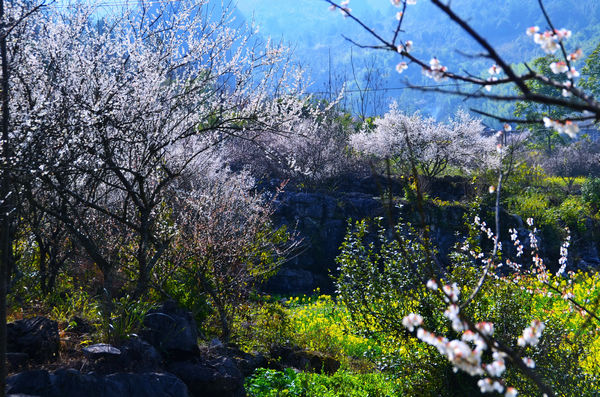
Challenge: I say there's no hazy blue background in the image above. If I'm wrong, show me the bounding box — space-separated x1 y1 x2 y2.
233 0 600 123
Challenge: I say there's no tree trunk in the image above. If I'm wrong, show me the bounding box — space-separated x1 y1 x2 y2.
0 0 10 393
134 211 150 298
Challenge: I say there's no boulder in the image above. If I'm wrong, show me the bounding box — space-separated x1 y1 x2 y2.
119 337 162 372
229 350 267 378
7 317 59 362
82 344 121 361
287 350 340 375
6 370 51 396
140 301 199 360
209 344 267 377
271 346 340 375
167 357 244 397
6 369 189 397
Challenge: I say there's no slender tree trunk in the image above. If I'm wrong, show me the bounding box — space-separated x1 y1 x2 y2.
0 0 10 393
135 211 150 298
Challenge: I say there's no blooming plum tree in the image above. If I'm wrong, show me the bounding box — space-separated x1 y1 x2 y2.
350 104 497 178
9 0 311 299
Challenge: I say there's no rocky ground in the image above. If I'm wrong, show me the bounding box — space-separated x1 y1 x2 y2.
5 301 339 397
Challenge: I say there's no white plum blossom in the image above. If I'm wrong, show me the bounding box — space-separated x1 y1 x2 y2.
350 104 498 178
446 340 484 376
532 30 560 54
488 64 502 75
443 283 461 303
397 40 413 53
526 26 540 36
396 62 408 74
505 387 518 397
523 357 536 368
518 320 545 347
476 322 494 336
543 117 580 138
485 357 506 377
567 49 583 61
426 279 438 290
478 378 504 394
567 67 580 79
402 313 424 331
423 57 448 81
550 61 568 74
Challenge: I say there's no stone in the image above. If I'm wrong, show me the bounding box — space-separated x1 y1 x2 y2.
68 316 95 334
7 317 59 362
140 301 199 360
167 357 244 397
82 344 121 360
271 347 340 375
6 352 29 371
6 370 51 396
287 350 340 375
226 348 267 377
119 337 162 372
6 369 189 397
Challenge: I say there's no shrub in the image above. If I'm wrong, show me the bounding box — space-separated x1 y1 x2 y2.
245 368 404 397
582 177 600 212
334 214 600 396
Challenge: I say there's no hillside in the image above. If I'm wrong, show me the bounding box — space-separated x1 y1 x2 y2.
236 0 600 121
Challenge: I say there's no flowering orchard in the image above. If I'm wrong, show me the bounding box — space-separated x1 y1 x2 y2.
5 0 319 298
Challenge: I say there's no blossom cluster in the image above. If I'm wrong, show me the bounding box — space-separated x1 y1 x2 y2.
542 117 580 138
401 294 539 396
422 57 447 82
526 26 571 54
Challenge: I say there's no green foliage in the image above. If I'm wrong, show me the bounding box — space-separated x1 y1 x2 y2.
513 56 570 153
502 162 547 196
102 297 157 344
507 191 557 227
330 212 600 396
555 196 588 233
234 299 292 353
245 368 403 397
48 289 101 325
286 294 381 362
335 218 434 336
581 41 600 97
582 177 600 211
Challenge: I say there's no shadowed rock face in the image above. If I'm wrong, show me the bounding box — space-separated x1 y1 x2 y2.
7 303 261 397
7 317 59 363
266 189 384 294
140 301 199 360
6 370 190 397
264 176 470 295
167 357 245 397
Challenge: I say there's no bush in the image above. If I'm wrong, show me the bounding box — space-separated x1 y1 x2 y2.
582 177 600 211
334 215 600 396
245 368 403 397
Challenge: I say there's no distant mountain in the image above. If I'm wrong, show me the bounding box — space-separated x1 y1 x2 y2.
235 0 600 122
